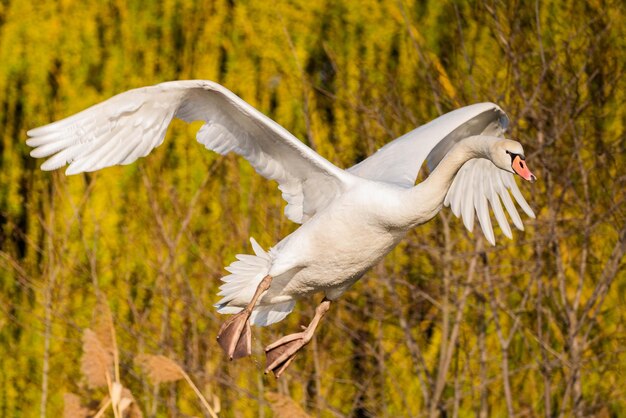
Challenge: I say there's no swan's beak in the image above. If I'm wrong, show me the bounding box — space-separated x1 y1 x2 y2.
512 155 536 183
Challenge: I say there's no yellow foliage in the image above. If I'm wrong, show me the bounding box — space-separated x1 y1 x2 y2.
0 0 624 416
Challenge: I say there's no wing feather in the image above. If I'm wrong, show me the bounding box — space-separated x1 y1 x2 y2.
475 171 494 245
487 174 513 239
28 80 356 223
443 159 535 244
461 163 475 232
347 102 534 245
348 103 508 187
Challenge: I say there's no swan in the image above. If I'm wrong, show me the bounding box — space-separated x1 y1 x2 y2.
27 80 536 377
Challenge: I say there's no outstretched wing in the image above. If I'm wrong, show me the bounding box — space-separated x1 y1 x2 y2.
348 103 507 187
27 80 355 223
348 103 534 244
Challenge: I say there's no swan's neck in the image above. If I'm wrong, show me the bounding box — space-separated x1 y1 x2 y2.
400 135 495 228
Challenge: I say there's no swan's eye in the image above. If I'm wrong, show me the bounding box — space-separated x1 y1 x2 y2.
506 150 524 162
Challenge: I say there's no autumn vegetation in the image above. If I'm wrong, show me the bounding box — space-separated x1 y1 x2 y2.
0 0 625 416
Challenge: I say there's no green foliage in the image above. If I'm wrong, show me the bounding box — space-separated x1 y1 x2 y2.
0 0 625 416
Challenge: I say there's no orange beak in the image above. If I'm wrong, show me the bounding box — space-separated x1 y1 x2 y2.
512 155 536 183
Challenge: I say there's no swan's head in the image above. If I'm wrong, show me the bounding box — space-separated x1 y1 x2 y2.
490 139 536 183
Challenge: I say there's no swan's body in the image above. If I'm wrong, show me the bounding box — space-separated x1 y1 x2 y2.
258 181 407 302
27 80 536 375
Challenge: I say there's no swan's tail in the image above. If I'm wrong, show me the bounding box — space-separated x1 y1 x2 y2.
214 237 295 327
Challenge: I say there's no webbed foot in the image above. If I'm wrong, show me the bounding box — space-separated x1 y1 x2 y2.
264 332 309 377
217 310 252 360
264 298 331 377
216 275 273 360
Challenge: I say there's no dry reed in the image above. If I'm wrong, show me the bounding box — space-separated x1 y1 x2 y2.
135 354 184 384
92 297 115 354
81 329 113 389
135 354 219 418
63 393 90 418
92 295 120 383
121 387 144 418
265 392 311 418
92 397 111 418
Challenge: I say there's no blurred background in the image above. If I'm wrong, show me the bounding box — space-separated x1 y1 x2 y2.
0 0 625 416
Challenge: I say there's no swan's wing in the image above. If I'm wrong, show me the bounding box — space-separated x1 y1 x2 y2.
347 102 534 244
348 103 508 187
444 159 535 245
27 80 354 223
424 109 535 246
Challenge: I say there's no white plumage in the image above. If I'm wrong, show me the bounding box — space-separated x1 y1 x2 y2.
27 80 536 375
216 237 295 327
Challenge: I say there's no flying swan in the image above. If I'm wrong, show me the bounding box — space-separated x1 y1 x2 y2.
27 80 536 377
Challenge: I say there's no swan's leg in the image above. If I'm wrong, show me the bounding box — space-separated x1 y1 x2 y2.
265 298 331 377
217 275 272 360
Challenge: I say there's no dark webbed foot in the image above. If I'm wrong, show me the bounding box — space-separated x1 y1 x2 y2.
265 298 331 377
216 275 272 360
264 332 309 377
217 310 252 360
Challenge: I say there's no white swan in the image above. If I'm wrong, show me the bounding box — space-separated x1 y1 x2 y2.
27 80 536 377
